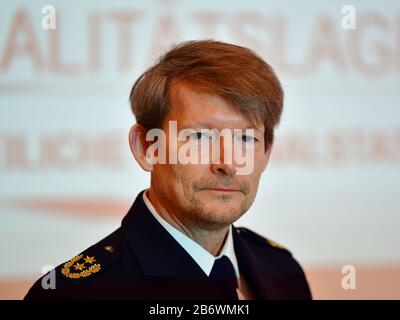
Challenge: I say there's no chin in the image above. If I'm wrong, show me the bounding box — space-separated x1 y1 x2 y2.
187 193 249 229
197 204 244 227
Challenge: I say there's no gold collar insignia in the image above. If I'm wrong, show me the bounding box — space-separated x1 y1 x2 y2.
61 254 101 279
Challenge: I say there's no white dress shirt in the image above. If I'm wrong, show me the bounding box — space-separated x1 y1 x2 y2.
142 189 252 299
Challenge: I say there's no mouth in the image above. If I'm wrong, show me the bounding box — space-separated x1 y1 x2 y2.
203 188 241 193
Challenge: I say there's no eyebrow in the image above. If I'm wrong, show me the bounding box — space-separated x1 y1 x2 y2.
178 121 261 130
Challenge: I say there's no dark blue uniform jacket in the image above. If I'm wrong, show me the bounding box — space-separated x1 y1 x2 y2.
25 190 312 300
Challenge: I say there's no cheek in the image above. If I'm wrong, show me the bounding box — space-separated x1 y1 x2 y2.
244 161 265 192
180 163 207 177
253 162 266 178
168 164 198 190
153 164 184 193
175 164 211 197
254 150 269 171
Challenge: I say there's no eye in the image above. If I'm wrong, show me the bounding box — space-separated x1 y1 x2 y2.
190 132 205 140
241 135 257 143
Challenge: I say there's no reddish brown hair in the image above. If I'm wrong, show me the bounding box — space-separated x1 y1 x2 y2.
130 40 283 151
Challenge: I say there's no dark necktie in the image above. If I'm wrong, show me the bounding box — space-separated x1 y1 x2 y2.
209 255 239 300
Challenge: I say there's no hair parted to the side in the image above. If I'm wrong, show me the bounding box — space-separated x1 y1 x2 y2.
129 40 283 151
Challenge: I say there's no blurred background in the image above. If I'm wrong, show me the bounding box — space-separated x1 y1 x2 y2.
0 0 399 299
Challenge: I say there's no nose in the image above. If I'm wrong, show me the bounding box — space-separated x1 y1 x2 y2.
210 134 238 176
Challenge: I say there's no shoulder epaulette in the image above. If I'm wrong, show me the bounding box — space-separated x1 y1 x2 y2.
59 244 117 283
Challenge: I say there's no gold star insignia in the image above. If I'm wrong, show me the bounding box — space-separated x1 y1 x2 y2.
83 256 96 264
61 254 102 279
73 262 85 271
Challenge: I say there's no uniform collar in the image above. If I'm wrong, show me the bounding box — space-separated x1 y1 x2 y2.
142 189 240 278
121 190 182 278
121 190 279 299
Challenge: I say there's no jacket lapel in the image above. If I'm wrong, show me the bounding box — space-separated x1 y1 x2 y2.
232 225 280 299
121 191 224 299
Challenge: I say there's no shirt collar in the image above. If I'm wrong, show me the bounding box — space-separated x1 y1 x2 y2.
142 189 240 278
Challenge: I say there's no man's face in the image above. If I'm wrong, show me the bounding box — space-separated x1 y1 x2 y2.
150 82 271 231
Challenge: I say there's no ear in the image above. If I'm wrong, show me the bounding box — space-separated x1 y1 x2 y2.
128 124 153 172
261 141 273 172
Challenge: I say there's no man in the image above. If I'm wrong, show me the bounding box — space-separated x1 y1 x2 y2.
25 40 312 300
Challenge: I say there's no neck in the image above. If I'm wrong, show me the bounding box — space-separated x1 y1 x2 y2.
147 188 229 256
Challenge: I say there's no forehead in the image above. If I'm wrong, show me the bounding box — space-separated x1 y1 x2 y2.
167 81 256 130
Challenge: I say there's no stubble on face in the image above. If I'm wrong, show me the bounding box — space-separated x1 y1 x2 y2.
178 170 254 231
